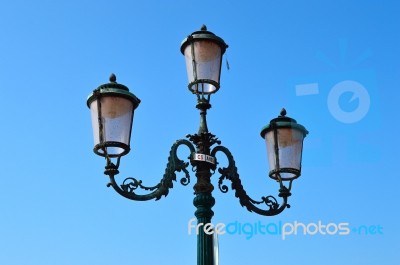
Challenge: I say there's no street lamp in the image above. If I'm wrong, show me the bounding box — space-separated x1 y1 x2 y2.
87 25 308 265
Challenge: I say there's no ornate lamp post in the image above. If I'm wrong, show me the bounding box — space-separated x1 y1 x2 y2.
87 25 308 265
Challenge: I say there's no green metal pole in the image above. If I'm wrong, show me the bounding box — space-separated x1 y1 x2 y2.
192 98 216 265
194 192 215 265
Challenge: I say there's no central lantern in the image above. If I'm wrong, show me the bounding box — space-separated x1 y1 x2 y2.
180 25 228 95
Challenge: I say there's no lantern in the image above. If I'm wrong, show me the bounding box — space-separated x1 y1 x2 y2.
260 109 308 181
87 74 140 158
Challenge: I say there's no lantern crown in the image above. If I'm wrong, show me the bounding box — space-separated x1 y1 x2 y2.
180 25 228 55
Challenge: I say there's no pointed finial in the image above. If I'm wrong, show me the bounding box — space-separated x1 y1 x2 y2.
201 24 207 31
109 73 117 83
280 108 287 116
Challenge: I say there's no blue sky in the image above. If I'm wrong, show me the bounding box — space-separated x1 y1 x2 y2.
0 1 398 264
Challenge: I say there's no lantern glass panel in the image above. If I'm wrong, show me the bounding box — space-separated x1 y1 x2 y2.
265 127 304 180
184 40 222 94
90 96 134 157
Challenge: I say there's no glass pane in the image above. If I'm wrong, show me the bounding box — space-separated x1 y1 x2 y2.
265 130 277 175
90 100 100 146
184 40 222 94
91 96 134 156
265 128 304 179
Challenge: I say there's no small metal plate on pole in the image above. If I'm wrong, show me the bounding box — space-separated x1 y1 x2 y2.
192 153 216 165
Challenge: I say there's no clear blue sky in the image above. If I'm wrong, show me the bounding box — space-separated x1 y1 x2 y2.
0 1 398 264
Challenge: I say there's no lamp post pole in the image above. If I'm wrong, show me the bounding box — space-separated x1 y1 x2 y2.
87 25 308 265
191 98 217 265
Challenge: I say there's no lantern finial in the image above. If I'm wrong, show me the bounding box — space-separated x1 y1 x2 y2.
201 24 207 31
280 108 287 117
109 73 117 83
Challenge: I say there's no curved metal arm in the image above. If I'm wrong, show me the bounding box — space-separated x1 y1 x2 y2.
105 139 195 201
210 145 292 216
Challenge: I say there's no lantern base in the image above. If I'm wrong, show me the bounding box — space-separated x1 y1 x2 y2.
188 79 220 95
269 168 301 181
93 142 130 158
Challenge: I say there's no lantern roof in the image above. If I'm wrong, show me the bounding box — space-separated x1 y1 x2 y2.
180 25 228 55
86 74 141 108
260 108 309 138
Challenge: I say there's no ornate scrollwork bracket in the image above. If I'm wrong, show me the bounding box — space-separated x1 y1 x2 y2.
104 139 195 201
211 145 292 216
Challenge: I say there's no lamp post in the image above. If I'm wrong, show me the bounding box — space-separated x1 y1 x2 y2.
87 25 308 265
